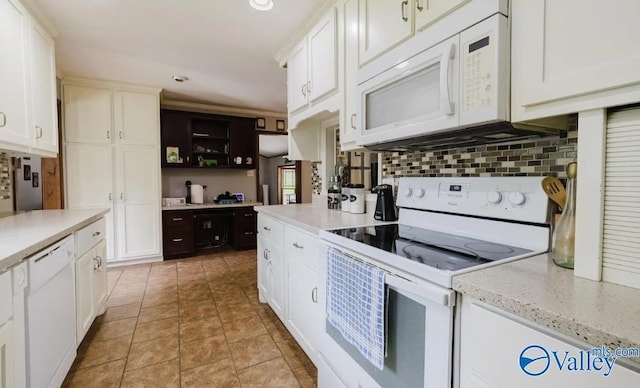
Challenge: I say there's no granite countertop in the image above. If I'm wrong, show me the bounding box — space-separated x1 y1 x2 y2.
254 203 389 234
162 202 261 211
453 253 640 365
0 208 110 273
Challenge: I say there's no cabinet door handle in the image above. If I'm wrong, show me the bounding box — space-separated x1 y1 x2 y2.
94 257 99 271
172 238 184 242
119 131 123 140
263 226 271 231
0 112 6 127
120 193 124 201
107 130 111 139
108 192 112 201
92 231 101 237
401 0 409 21
350 113 356 129
293 242 304 249
311 287 318 303
416 0 425 11
172 217 183 221
302 83 307 97
97 255 102 268
244 232 254 235
307 81 311 94
35 125 43 138
244 213 253 217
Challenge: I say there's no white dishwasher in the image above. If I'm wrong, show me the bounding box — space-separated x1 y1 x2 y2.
26 235 76 388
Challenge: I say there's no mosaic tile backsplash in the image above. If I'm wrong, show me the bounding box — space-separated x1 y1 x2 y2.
382 116 578 180
0 153 11 200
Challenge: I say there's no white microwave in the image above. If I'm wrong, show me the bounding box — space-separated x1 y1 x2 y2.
356 14 520 150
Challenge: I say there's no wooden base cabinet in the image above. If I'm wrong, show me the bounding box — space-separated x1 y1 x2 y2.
232 207 256 251
162 210 194 259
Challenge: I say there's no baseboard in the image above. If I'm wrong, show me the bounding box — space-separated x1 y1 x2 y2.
106 255 163 268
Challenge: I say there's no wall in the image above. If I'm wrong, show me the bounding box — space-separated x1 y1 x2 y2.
162 169 257 203
382 117 578 180
0 153 12 213
14 156 43 211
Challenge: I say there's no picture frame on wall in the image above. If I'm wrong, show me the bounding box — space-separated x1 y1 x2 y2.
256 117 266 129
276 119 286 131
32 173 39 188
24 165 31 180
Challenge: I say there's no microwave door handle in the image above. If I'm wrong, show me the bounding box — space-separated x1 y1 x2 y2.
385 274 455 307
439 42 455 116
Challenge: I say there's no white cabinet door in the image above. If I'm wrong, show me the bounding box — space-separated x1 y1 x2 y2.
308 8 337 103
75 249 95 342
286 256 320 360
513 0 640 109
414 0 468 31
267 245 285 321
113 90 159 147
340 0 360 150
460 298 640 387
115 146 160 260
29 20 57 155
92 239 108 313
359 0 414 65
287 40 309 113
65 143 113 209
0 318 15 388
257 236 269 303
64 84 112 144
0 0 30 149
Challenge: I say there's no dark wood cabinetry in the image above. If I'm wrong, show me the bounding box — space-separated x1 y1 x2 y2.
160 109 256 169
162 210 194 258
232 207 257 250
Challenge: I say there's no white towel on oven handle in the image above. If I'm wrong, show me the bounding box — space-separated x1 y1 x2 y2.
326 247 387 370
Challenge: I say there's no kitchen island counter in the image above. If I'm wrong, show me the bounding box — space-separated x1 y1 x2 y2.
0 208 109 273
453 253 640 365
254 203 390 234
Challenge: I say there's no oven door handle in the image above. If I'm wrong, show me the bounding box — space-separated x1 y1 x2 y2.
386 274 455 308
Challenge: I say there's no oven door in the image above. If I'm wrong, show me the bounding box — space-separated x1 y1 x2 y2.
318 242 455 388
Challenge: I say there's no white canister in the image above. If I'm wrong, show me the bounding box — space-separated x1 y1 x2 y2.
349 184 365 214
341 185 351 212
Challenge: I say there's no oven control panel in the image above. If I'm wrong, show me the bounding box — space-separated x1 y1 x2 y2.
396 177 551 224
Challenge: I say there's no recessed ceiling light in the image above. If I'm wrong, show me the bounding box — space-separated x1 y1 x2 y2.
172 75 189 83
249 0 273 11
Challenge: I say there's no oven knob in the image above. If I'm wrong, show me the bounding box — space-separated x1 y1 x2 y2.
509 191 527 206
403 188 413 197
414 188 425 198
487 191 502 204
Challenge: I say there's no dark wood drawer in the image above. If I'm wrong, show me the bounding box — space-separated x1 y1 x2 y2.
162 210 193 229
163 227 194 257
232 207 256 250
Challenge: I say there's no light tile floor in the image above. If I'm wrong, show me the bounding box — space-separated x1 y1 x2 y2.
63 249 317 387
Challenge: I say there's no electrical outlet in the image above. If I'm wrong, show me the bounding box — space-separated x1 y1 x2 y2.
247 170 255 177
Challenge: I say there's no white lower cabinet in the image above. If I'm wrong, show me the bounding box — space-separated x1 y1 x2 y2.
74 219 108 344
257 234 285 321
0 262 28 388
459 296 640 387
257 214 322 365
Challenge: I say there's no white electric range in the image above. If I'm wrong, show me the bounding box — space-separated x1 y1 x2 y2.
317 177 552 388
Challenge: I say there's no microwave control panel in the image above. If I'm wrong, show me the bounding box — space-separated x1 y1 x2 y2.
462 32 496 112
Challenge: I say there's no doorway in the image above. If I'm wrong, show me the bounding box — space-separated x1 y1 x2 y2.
278 165 297 204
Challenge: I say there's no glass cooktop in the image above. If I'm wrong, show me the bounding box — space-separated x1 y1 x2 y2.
328 224 533 271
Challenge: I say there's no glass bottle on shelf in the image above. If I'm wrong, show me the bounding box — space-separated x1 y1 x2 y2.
552 162 577 269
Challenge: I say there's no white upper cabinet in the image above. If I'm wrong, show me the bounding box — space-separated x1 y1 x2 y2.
113 90 159 147
0 0 30 151
29 20 57 155
64 143 114 209
308 10 338 103
512 0 640 121
339 0 362 151
287 41 309 114
64 84 113 144
358 0 414 66
414 0 468 31
286 7 338 118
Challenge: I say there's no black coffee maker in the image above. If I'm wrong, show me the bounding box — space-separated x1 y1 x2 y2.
372 184 397 221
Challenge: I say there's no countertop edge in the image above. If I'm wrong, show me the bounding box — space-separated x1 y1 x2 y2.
254 206 320 235
453 254 640 365
162 202 261 211
0 209 109 273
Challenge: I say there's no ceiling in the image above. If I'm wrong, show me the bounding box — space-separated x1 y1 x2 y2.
32 0 324 113
259 134 289 157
